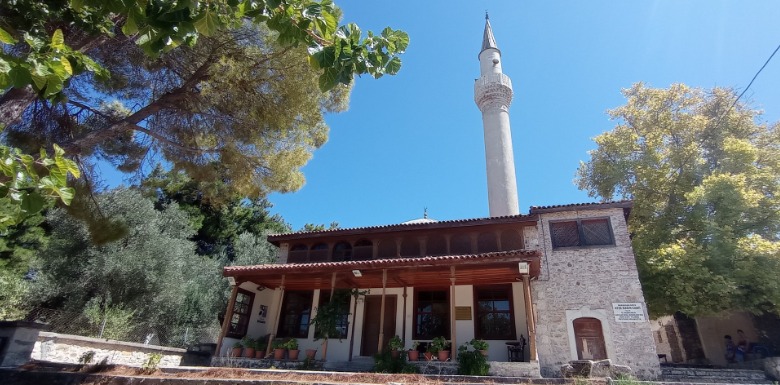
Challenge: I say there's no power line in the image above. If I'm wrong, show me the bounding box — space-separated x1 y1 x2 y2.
720 43 780 122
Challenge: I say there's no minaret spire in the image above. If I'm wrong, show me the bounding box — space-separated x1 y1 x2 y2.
474 16 520 217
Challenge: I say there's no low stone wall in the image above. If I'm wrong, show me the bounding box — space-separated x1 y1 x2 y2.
765 357 780 380
31 332 185 367
409 360 541 377
210 356 321 370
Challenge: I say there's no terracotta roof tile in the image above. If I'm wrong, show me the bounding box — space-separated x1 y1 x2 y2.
529 200 632 214
223 249 538 276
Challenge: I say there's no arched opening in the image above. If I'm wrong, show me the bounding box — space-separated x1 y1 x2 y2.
400 239 420 258
288 244 308 263
477 232 499 253
501 229 523 251
450 234 471 255
573 317 607 360
332 241 352 262
309 243 329 262
427 235 447 256
353 239 373 260
377 239 397 259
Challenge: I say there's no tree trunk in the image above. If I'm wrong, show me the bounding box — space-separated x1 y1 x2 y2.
0 86 37 128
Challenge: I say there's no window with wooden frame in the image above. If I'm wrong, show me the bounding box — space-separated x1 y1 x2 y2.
226 288 254 338
414 290 450 340
316 290 351 339
474 285 516 340
550 218 614 248
277 291 314 338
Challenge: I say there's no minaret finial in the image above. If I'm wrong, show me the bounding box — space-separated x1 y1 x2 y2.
423 207 428 219
485 11 489 20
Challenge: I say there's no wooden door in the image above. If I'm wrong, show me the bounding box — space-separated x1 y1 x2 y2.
361 295 396 356
573 317 607 360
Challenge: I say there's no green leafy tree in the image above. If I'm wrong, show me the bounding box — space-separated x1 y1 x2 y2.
33 188 221 343
577 83 780 316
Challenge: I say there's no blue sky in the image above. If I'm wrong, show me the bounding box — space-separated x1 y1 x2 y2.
265 1 780 230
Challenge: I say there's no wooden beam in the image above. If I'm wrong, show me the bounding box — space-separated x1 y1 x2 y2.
523 275 537 361
377 269 388 352
215 284 239 356
450 266 456 361
266 275 286 357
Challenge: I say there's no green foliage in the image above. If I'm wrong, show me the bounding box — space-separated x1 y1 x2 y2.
83 298 136 341
372 350 419 374
388 335 403 350
285 338 299 350
31 188 219 342
469 338 489 351
0 269 30 320
429 336 448 354
456 344 490 376
0 209 48 275
577 83 780 316
300 222 340 232
241 336 256 348
0 143 79 231
141 353 162 374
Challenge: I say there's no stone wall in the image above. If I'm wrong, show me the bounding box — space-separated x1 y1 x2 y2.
532 208 660 379
765 357 780 381
31 332 185 367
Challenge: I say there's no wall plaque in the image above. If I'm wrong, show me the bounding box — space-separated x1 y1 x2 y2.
455 306 472 320
612 302 646 322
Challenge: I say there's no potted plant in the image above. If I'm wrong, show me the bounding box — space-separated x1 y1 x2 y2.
254 338 266 359
241 337 256 358
408 341 420 361
424 342 435 361
470 338 489 357
305 348 318 360
431 336 450 361
231 341 242 357
272 340 286 360
286 338 300 360
388 335 403 358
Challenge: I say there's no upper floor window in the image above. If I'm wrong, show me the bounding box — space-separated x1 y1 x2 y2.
288 243 308 263
309 243 329 262
333 241 352 262
226 288 254 338
550 218 614 248
353 239 373 260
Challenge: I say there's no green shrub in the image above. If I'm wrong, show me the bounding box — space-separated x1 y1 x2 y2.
457 344 490 376
372 350 419 374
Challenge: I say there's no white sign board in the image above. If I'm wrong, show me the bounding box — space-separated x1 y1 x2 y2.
612 303 646 322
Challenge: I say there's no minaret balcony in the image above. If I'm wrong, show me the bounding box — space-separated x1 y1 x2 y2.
474 73 514 111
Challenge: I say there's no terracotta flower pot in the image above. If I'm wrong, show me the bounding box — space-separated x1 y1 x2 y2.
424 351 433 361
480 350 488 358
407 350 419 361
305 349 317 360
391 349 400 358
243 347 255 358
255 350 264 359
231 347 242 357
288 349 300 360
437 350 450 362
274 348 286 360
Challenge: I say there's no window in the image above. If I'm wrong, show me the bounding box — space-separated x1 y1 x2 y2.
309 243 329 262
474 285 516 340
316 290 351 339
550 218 613 248
414 290 449 339
277 291 314 338
353 239 373 260
332 242 352 262
288 243 308 263
226 288 254 338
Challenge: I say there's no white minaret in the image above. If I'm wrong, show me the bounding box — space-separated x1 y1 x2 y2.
474 14 520 217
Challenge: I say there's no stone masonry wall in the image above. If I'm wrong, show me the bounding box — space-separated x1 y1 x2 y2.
31 332 185 367
532 208 659 379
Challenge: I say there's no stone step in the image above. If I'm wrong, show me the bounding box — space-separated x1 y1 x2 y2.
661 367 771 384
322 357 375 372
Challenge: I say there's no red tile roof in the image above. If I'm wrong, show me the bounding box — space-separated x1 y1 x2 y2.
223 249 539 277
529 200 632 214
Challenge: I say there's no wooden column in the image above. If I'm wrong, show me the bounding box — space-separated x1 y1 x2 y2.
265 275 286 356
377 269 388 352
523 275 537 361
449 266 457 360
215 284 239 356
401 286 408 347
